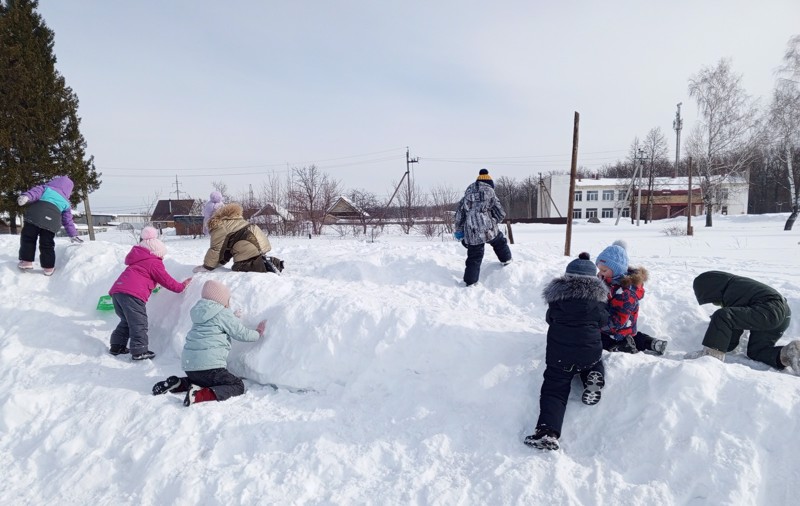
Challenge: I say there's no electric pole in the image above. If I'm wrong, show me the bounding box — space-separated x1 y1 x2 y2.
636 148 646 226
171 175 183 200
673 102 683 177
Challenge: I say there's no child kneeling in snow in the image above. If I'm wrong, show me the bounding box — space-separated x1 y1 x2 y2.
524 253 609 451
108 226 192 360
152 280 267 406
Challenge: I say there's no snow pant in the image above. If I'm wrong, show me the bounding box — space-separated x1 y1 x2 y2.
19 222 56 268
702 300 791 369
463 232 512 286
110 293 150 355
536 360 605 437
601 331 657 353
185 367 245 401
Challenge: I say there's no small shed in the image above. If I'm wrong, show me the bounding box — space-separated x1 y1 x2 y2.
174 215 204 237
324 196 370 224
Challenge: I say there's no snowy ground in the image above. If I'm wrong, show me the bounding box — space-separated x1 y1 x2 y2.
1 214 799 505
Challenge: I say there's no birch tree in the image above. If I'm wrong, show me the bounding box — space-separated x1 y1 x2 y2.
772 35 800 230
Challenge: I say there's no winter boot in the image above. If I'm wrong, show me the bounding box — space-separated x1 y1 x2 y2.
109 344 130 356
42 267 55 276
502 259 513 266
152 376 186 395
184 385 217 406
524 426 560 451
581 370 605 405
780 340 800 373
131 350 156 361
685 346 725 362
650 339 668 356
17 261 33 271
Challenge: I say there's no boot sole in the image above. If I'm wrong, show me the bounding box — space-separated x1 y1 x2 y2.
582 371 605 405
524 435 559 450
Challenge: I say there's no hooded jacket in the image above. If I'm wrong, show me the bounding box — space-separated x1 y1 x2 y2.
543 275 609 368
108 245 186 302
20 176 78 236
693 271 785 308
203 203 272 271
454 181 506 246
602 267 648 340
181 298 261 371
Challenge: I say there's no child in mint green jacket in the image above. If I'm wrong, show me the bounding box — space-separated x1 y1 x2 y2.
152 279 266 406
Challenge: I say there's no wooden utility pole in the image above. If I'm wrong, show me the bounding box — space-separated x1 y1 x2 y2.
83 189 96 241
687 157 694 236
565 111 579 256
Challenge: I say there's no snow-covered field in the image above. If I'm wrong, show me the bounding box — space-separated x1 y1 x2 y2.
1 214 799 505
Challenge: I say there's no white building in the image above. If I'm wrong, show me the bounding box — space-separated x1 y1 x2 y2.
537 174 749 221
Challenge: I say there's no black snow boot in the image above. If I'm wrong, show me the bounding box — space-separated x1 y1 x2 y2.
524 426 560 451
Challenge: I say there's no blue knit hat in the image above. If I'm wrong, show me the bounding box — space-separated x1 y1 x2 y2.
596 240 629 279
565 252 597 278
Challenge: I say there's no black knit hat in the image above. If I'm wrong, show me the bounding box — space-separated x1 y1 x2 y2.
565 252 597 278
476 168 494 188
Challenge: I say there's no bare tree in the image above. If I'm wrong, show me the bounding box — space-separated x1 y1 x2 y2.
346 188 379 235
772 35 800 230
289 165 341 235
393 177 424 234
642 127 670 223
210 181 231 203
687 58 762 227
429 183 459 234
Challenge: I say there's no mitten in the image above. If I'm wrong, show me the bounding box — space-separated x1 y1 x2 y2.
70 236 84 243
617 335 638 354
256 319 267 336
182 277 193 287
454 230 464 240
234 309 242 318
17 195 29 206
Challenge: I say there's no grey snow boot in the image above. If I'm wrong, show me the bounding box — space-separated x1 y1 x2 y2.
780 340 800 373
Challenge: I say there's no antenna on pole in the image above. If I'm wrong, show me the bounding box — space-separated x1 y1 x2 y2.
171 175 183 200
673 102 683 178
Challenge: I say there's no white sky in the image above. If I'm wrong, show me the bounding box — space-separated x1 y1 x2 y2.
35 0 800 213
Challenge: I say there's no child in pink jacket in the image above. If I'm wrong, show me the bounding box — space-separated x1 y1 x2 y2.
108 226 191 360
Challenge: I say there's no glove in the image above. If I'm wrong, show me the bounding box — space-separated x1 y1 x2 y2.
182 277 193 287
256 319 267 336
192 265 209 273
454 230 464 241
612 335 638 354
70 236 84 243
17 195 29 206
234 309 242 318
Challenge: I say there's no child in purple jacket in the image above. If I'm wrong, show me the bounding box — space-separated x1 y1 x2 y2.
108 226 192 360
17 176 82 276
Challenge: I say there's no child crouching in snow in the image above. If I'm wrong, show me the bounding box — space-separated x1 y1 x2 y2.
152 280 267 406
524 253 609 451
595 240 668 355
108 226 192 360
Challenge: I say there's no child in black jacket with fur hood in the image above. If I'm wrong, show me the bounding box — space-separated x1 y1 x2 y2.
524 252 609 451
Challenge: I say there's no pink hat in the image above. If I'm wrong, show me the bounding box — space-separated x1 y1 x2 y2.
201 280 230 307
139 226 166 258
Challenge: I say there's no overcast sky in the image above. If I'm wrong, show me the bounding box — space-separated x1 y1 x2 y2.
35 0 800 213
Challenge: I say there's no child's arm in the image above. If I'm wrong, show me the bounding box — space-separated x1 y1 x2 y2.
150 262 190 293
202 234 225 270
61 208 79 238
219 310 262 343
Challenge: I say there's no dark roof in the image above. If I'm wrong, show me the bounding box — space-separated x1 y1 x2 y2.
151 200 195 222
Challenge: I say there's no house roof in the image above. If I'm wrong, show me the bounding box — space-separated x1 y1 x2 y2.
326 195 370 218
252 202 294 221
151 199 195 222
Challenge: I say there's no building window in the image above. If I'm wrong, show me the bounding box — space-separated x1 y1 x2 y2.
587 191 598 201
574 191 582 202
621 208 630 218
720 189 729 200
586 208 598 218
602 190 614 201
573 209 582 219
618 190 627 201
721 206 728 215
602 208 614 218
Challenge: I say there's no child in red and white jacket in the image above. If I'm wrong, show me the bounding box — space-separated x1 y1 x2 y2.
595 240 667 355
108 226 192 360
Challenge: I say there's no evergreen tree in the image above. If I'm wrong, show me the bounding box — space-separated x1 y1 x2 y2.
0 0 100 232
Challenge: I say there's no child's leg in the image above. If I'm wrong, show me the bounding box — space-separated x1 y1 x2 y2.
536 365 573 437
112 293 149 355
488 231 512 263
152 376 190 395
186 368 245 401
463 243 486 286
747 309 791 368
110 294 131 349
579 361 605 405
37 228 56 269
18 223 39 262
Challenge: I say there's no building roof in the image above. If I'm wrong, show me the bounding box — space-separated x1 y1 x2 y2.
151 199 195 222
326 195 370 218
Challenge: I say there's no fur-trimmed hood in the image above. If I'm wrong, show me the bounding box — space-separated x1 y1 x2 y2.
616 266 648 288
543 275 609 304
207 203 244 231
